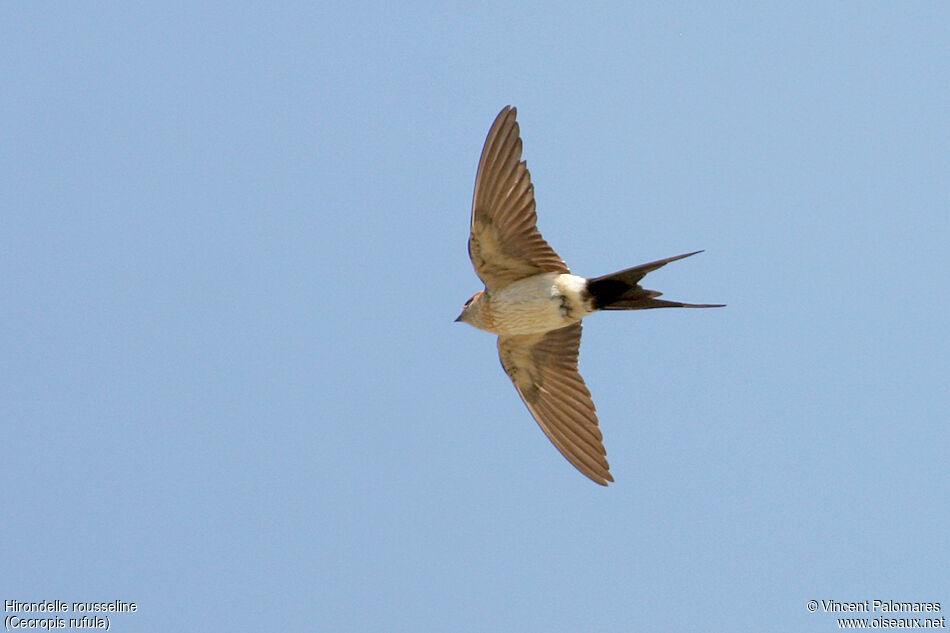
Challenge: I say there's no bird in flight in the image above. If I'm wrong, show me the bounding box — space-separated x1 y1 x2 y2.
456 106 723 486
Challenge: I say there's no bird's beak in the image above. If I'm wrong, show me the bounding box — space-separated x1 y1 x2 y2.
454 312 463 323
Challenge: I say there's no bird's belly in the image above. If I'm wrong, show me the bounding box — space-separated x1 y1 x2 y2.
489 274 588 335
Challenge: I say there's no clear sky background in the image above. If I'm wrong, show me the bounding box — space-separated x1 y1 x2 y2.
3 3 948 632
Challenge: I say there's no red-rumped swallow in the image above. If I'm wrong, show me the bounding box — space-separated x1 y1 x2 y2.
456 106 724 486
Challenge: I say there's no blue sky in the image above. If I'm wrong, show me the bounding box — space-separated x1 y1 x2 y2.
3 3 948 631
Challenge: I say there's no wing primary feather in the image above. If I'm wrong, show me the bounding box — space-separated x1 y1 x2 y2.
468 106 570 291
497 325 612 485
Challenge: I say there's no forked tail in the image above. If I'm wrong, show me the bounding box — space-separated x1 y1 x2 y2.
587 251 725 311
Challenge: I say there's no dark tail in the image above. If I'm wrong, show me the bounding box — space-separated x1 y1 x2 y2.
587 251 725 310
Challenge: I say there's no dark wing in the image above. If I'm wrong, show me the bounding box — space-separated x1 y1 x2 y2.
469 106 570 291
497 323 612 485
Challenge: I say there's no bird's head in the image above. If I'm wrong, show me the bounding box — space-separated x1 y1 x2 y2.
455 290 487 328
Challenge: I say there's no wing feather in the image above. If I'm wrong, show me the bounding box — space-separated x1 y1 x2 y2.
497 323 613 485
469 107 570 290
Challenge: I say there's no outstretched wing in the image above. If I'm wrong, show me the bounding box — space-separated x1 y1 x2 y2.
497 323 612 485
469 106 569 291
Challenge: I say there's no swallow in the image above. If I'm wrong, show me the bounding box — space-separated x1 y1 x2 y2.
456 106 724 486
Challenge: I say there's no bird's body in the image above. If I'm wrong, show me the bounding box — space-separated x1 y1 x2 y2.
457 106 723 486
460 273 592 335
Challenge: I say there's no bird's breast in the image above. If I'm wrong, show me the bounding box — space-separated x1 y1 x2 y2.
488 273 593 335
